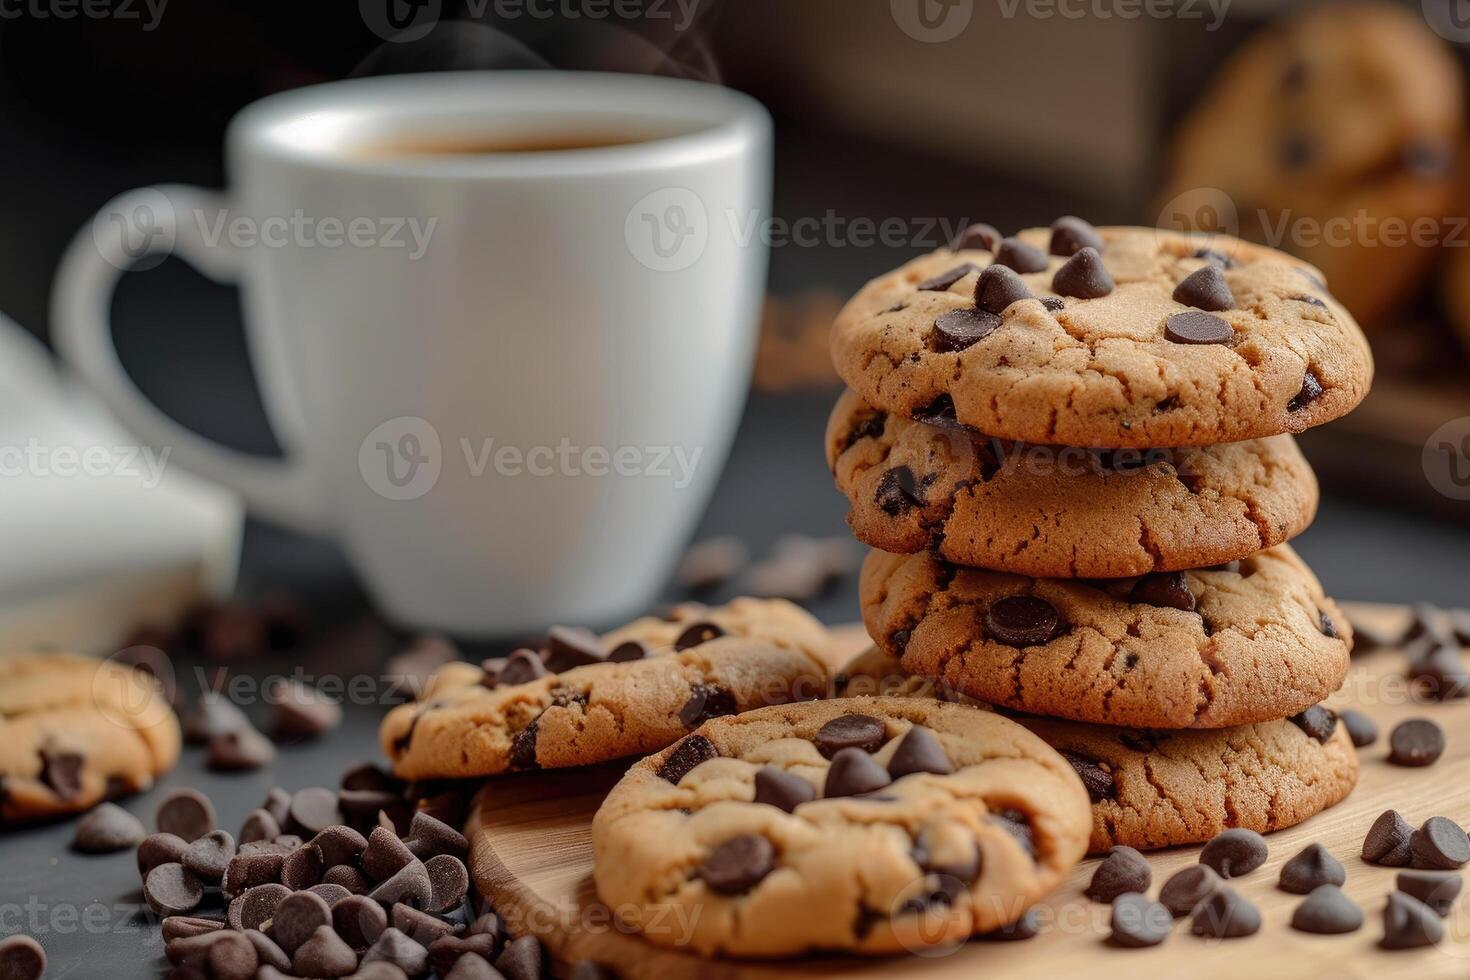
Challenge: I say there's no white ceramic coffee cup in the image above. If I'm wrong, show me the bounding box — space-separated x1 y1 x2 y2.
54 71 772 635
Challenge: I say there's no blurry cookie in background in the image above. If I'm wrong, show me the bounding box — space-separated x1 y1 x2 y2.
753 289 844 391
1159 2 1464 327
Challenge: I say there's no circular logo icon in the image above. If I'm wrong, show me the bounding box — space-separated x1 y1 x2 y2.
891 0 974 43
624 187 709 272
359 416 442 501
1154 186 1240 241
93 188 176 272
360 0 442 42
93 645 178 730
1424 416 1470 502
1423 0 1470 43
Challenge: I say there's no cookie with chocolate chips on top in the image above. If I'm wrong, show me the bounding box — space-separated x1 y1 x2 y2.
860 544 1351 729
379 599 833 780
591 697 1091 956
826 387 1319 578
829 222 1372 448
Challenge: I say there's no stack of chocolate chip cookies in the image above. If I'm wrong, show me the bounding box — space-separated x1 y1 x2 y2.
825 218 1374 853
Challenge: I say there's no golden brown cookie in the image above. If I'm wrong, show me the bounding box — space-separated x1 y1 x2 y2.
591 697 1090 956
860 545 1351 729
826 387 1318 577
0 652 181 823
829 224 1372 447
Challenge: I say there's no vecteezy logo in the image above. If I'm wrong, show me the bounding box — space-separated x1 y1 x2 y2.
624 188 709 272
92 188 176 272
1424 417 1470 501
1424 0 1470 43
359 417 442 501
891 0 974 42
360 0 441 42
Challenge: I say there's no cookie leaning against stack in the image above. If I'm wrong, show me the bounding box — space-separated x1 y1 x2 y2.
823 218 1372 850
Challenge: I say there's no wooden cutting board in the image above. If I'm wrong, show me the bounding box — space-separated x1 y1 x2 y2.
468 604 1470 978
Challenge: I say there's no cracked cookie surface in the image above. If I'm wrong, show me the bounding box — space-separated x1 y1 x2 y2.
834 646 1358 852
591 697 1090 956
1 652 181 822
379 599 833 780
826 387 1318 578
860 545 1351 729
829 226 1372 447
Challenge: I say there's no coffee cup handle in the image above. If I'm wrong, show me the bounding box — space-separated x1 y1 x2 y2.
53 184 327 534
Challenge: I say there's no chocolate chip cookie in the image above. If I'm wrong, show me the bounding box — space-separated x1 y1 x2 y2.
590 697 1091 956
826 387 1318 578
860 545 1351 729
835 647 1358 852
379 600 834 780
1160 3 1463 327
828 224 1372 448
1 652 181 822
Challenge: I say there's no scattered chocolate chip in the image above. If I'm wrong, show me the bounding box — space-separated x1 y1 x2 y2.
384 634 460 703
405 812 467 862
1410 645 1470 700
1061 751 1115 803
392 903 456 946
1289 705 1337 743
674 622 724 650
207 726 277 771
245 930 291 972
985 594 1064 647
1087 846 1152 903
162 916 226 943
1171 265 1235 311
269 679 342 741
1200 829 1267 879
157 789 216 843
361 826 416 883
1278 842 1344 894
322 864 369 895
308 882 352 906
229 883 290 931
1109 891 1171 947
1381 891 1444 949
1398 870 1462 916
0 936 45 980
183 829 236 885
182 696 252 744
823 747 892 798
1051 247 1113 298
1339 709 1376 748
951 222 1002 252
238 809 281 845
291 924 358 978
1364 810 1416 867
1291 884 1362 934
1159 864 1219 917
886 725 952 779
1128 572 1196 611
1190 886 1260 938
1411 817 1470 870
676 537 748 592
262 787 292 827
362 927 429 975
425 854 469 913
145 862 204 916
981 908 1041 940
1287 369 1324 412
1389 719 1445 767
679 684 737 727
139 833 191 877
428 933 498 974
333 894 388 949
814 714 888 758
281 842 326 891
368 860 433 908
271 889 332 955
657 735 718 784
752 767 815 813
288 787 342 836
933 306 1002 352
994 237 1049 273
74 802 145 853
974 264 1033 314
207 931 260 980
493 934 543 980
918 263 980 292
1164 310 1233 345
696 834 776 895
222 851 285 897
1049 216 1103 257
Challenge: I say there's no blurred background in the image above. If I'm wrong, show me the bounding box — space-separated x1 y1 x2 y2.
1 0 1468 648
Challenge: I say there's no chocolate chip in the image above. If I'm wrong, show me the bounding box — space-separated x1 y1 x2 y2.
1404 139 1452 178
1410 645 1470 700
332 894 387 949
74 802 145 853
207 726 277 771
425 854 469 913
890 628 912 652
282 843 326 891
238 809 281 845
1087 846 1152 903
1164 310 1233 345
229 883 290 931
362 927 428 975
1061 750 1115 802
262 787 292 827
1171 265 1235 311
308 825 367 868
34 747 81 803
674 621 724 650
1040 296 1065 311
1278 842 1344 894
428 934 498 974
875 466 923 516
291 924 358 978
0 937 45 980
183 829 236 885
182 696 251 744
405 811 467 861
269 679 342 741
309 882 352 906
205 931 260 980
912 393 960 428
981 908 1041 941
322 864 368 895
368 860 433 908
1109 892 1171 947
157 789 216 843
823 747 892 798
974 264 1033 314
361 826 416 883
222 850 285 897
1190 886 1261 938
509 721 540 771
138 832 190 876
245 930 291 972
1049 216 1103 257
1290 293 1327 308
1411 817 1470 870
1318 609 1338 638
886 725 952 779
918 263 980 292
951 222 1002 252
814 714 888 758
994 237 1049 273
678 683 737 727
1199 829 1267 878
493 934 543 980
697 834 776 894
1159 864 1219 917
499 649 552 688
145 862 204 916
1051 247 1113 299
990 808 1036 857
1128 572 1195 611
1389 718 1444 767
933 307 1002 352
1290 884 1362 934
676 537 748 591
271 889 332 955
392 902 456 946
1289 704 1337 743
1397 870 1462 916
607 639 651 663
162 916 226 943
287 787 342 837
985 594 1064 647
1279 131 1315 170
657 735 718 784
1287 369 1324 412
550 684 588 709
568 961 618 980
752 767 815 813
1363 809 1416 866
1381 891 1444 949
384 635 460 703
1194 247 1235 269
